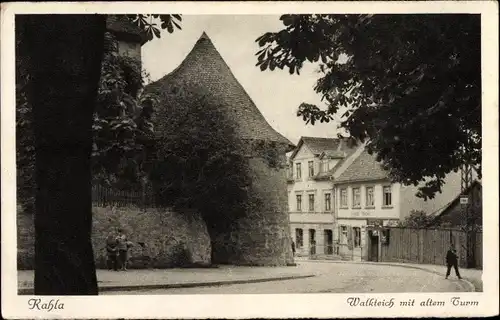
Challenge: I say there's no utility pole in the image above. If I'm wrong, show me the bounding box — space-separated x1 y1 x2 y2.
460 162 475 269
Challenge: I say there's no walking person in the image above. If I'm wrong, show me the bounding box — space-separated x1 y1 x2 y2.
116 229 129 271
310 240 316 256
445 244 462 279
105 231 118 271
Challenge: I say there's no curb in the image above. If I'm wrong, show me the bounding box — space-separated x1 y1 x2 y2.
18 274 316 295
300 259 477 292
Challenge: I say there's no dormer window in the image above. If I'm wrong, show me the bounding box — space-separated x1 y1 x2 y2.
308 161 314 177
320 159 330 173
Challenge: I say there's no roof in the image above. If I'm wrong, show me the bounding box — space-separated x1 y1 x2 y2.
432 180 482 219
290 136 357 160
144 32 294 150
314 142 360 180
106 15 147 45
334 149 389 183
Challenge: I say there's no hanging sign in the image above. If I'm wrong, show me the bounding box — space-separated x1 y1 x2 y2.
460 195 469 205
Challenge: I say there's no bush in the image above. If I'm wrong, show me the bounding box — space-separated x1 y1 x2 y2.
398 210 436 229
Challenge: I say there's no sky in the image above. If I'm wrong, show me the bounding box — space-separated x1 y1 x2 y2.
141 15 343 145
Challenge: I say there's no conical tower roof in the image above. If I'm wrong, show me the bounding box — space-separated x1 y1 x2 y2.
145 32 294 150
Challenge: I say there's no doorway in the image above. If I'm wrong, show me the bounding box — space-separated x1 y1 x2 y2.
369 230 379 262
324 229 333 254
309 229 316 255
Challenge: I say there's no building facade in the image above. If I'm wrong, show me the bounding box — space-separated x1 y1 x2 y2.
288 137 467 261
333 149 465 261
287 137 359 256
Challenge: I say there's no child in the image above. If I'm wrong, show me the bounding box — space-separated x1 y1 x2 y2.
116 229 129 271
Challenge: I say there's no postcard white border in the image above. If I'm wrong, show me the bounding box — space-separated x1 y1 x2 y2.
2 1 499 319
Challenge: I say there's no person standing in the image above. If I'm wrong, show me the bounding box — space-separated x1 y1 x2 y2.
445 244 462 279
105 232 118 271
310 239 316 256
116 229 129 271
291 241 296 257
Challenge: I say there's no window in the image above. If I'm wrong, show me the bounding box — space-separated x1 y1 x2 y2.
295 228 303 248
296 195 302 211
320 160 330 173
287 165 293 179
352 188 361 208
296 163 302 180
365 187 374 207
324 193 331 211
340 188 348 208
353 227 361 247
308 161 314 177
383 186 392 206
308 194 315 212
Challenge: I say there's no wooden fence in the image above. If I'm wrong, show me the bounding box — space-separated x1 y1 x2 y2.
91 185 154 208
380 227 482 269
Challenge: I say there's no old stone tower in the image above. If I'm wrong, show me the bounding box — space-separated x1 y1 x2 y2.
145 32 296 266
106 15 145 62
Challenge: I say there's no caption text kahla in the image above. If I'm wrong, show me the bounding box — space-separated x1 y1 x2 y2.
346 297 479 308
28 299 64 312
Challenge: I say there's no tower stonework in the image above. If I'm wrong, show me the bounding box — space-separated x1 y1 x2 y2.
229 154 294 265
146 33 295 266
106 15 146 62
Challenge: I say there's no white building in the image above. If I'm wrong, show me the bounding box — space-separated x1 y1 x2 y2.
288 136 465 261
287 137 360 256
333 149 463 261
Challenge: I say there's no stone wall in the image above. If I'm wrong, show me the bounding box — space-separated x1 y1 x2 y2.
117 40 141 62
211 155 294 266
17 206 211 270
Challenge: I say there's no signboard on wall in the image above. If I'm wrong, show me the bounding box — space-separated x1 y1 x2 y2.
460 195 469 205
352 211 371 217
367 219 383 227
385 220 399 227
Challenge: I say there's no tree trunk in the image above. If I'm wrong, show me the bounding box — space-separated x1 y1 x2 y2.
23 15 106 295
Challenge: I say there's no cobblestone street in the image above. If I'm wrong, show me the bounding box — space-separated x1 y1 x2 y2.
103 261 469 295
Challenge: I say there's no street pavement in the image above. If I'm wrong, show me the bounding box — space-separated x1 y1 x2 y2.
17 264 315 294
100 260 471 295
303 258 483 292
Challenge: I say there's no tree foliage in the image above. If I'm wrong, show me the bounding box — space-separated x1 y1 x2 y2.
256 14 481 199
126 14 182 41
91 31 156 190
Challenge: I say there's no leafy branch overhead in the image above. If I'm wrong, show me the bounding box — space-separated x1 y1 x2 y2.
126 14 182 41
256 14 481 199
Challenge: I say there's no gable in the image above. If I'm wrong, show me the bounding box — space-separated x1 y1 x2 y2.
294 143 314 160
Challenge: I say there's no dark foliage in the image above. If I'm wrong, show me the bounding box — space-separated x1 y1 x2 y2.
256 14 481 199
